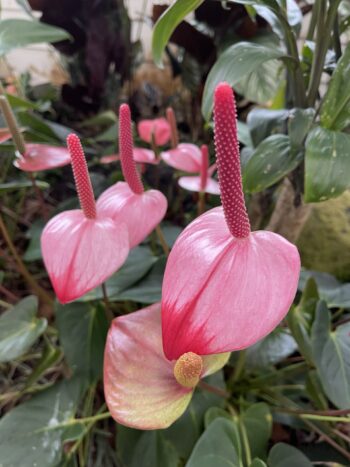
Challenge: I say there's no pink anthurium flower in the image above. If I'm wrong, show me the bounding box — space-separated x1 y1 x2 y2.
138 117 171 147
97 104 168 249
41 134 129 304
161 82 301 360
104 303 230 430
178 145 220 195
100 148 158 165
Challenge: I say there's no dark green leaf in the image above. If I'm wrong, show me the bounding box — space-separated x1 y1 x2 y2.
247 108 289 147
304 126 350 202
0 19 71 55
186 418 241 467
56 302 108 387
130 431 179 467
0 180 49 192
237 121 253 147
250 460 267 467
288 108 315 148
320 43 350 131
267 443 313 467
152 0 204 67
18 111 60 142
311 301 350 409
23 220 45 262
25 341 62 388
241 403 272 460
6 93 38 109
243 135 300 193
0 296 47 362
202 42 288 120
299 270 350 308
204 407 232 427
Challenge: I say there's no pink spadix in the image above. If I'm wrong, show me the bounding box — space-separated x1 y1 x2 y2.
97 104 168 249
138 116 171 147
178 144 220 195
161 82 301 360
41 134 129 303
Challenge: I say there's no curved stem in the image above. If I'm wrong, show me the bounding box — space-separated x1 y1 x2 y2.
0 95 26 154
200 145 209 191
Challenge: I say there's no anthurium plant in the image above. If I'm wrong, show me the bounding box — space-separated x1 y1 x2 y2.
0 1 350 466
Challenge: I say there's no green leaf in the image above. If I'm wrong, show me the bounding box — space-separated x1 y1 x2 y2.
304 126 350 202
299 270 350 308
0 19 70 55
0 180 49 192
247 108 289 147
186 418 241 467
152 0 204 67
25 341 62 388
237 121 253 147
245 329 297 370
241 403 272 460
6 93 38 109
130 431 179 467
202 42 288 120
243 135 300 193
205 407 232 427
0 378 82 467
250 460 267 467
0 296 47 363
311 301 350 409
288 108 315 148
56 302 108 388
18 110 60 142
23 220 45 262
267 443 313 467
320 43 350 131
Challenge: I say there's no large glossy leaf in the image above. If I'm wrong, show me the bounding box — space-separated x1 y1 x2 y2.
152 0 204 66
0 19 70 55
243 135 300 193
56 302 108 388
250 460 267 467
253 0 302 38
299 270 350 308
267 443 313 467
0 296 47 363
320 43 350 131
0 378 82 467
311 301 350 409
288 108 315 148
186 418 241 467
304 126 350 202
202 42 288 120
242 403 272 460
247 108 289 147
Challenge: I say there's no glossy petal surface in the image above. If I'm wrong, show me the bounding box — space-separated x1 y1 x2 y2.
161 143 202 172
14 144 71 172
97 182 168 248
137 118 171 146
41 211 129 303
104 304 193 430
162 207 300 360
178 176 220 195
133 148 158 164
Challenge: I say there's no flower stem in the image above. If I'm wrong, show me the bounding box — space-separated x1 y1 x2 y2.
198 381 229 398
155 224 170 256
0 213 53 305
0 95 26 154
28 172 48 220
102 283 114 323
197 192 206 216
166 107 179 149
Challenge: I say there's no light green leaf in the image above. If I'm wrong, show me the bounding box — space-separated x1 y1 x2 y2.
241 403 272 460
250 460 267 467
304 126 350 202
205 407 232 427
267 443 313 467
243 135 300 193
311 301 350 409
0 296 47 363
320 43 350 131
0 180 49 192
0 19 70 55
288 108 315 148
202 42 288 120
299 270 350 308
152 0 204 67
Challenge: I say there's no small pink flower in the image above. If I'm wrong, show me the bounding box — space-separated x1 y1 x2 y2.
138 117 171 146
14 144 71 172
178 145 220 195
104 303 229 429
100 148 158 166
161 83 301 360
97 104 168 248
41 134 129 303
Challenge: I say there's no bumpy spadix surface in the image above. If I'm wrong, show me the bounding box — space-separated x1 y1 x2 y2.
161 82 300 360
14 144 71 172
104 303 229 429
137 117 171 146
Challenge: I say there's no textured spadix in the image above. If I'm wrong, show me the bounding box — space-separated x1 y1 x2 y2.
104 303 229 430
97 104 167 248
41 134 129 303
138 117 171 146
161 82 300 360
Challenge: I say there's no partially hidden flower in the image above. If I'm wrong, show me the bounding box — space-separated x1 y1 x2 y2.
97 104 168 249
0 128 12 144
0 95 70 172
104 303 229 429
100 148 158 166
178 144 220 195
41 134 129 303
138 117 171 147
161 82 301 360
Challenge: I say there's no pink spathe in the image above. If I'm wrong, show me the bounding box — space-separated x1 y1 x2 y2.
98 104 167 248
41 134 129 304
100 148 158 165
161 82 301 360
138 117 171 146
161 143 202 172
14 144 71 172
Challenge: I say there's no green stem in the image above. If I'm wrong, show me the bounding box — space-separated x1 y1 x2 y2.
101 283 114 323
229 350 246 387
198 381 229 398
306 2 318 41
155 224 170 256
238 418 252 466
0 95 26 154
197 192 206 216
0 213 53 305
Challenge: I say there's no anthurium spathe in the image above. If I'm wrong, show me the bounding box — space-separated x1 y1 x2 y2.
0 95 70 172
161 83 301 360
138 116 171 146
41 134 129 304
100 148 158 166
97 104 168 249
178 145 220 195
104 303 229 430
